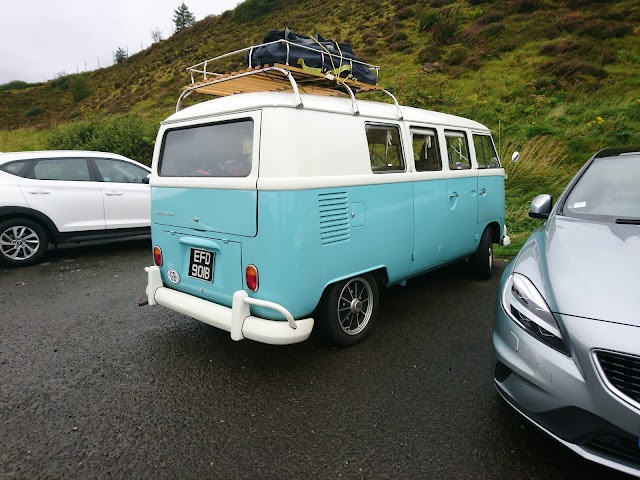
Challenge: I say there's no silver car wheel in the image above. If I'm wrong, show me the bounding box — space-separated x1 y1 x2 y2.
0 225 41 261
337 277 374 336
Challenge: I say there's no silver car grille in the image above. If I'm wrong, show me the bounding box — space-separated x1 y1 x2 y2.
594 350 640 407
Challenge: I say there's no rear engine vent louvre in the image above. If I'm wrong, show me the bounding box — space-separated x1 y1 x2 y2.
587 434 640 468
318 192 350 245
595 350 640 406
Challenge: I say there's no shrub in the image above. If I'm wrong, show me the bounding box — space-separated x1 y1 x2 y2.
234 0 275 22
418 10 441 31
26 106 45 118
432 19 459 45
445 45 468 65
389 40 413 52
539 39 579 56
599 47 618 65
0 80 34 92
465 21 505 39
540 57 608 82
46 114 159 165
510 0 546 13
417 44 444 63
389 31 409 43
69 76 91 102
395 6 414 21
475 12 503 25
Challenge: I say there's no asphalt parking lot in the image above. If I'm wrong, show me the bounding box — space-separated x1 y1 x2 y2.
0 239 631 479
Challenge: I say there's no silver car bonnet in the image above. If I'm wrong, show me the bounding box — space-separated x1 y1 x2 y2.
514 215 640 326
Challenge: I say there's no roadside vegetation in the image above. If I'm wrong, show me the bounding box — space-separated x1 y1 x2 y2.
1 0 639 254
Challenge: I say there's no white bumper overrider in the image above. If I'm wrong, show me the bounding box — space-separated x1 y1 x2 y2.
145 266 314 345
500 224 511 247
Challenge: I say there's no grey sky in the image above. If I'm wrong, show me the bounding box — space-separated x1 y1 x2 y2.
0 0 242 84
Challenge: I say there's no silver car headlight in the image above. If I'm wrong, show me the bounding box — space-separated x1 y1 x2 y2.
501 273 569 355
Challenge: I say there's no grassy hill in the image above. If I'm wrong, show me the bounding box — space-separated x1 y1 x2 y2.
1 0 639 253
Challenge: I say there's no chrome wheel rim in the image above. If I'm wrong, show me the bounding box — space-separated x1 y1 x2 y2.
488 245 493 271
337 277 373 336
0 225 40 261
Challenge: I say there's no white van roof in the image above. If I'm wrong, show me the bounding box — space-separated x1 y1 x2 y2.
164 91 490 132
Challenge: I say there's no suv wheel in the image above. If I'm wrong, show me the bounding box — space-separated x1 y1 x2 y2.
0 219 48 266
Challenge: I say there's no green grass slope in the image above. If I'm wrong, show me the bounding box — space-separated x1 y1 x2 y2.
1 0 639 252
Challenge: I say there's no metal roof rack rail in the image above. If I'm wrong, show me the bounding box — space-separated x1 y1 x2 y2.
177 40 402 119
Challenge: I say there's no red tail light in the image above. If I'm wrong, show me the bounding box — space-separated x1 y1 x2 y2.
246 264 258 291
153 246 163 267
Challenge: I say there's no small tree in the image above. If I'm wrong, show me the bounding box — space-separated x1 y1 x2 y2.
173 3 196 33
114 47 128 64
151 27 163 43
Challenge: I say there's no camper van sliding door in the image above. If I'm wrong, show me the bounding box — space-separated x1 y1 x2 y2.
410 128 447 271
443 130 479 260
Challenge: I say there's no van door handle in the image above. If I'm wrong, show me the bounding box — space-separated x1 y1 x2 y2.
105 191 124 196
449 192 459 199
28 190 50 195
479 188 487 196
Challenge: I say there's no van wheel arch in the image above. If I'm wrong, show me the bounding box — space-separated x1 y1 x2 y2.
469 226 494 279
487 221 501 244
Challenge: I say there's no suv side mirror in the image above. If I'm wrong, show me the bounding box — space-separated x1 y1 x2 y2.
143 174 151 184
529 194 553 219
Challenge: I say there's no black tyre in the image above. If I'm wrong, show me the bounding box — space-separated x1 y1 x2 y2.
469 227 493 279
0 218 48 267
319 273 380 347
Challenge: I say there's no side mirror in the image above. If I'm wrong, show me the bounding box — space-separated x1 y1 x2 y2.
529 194 553 219
143 174 151 184
504 151 520 179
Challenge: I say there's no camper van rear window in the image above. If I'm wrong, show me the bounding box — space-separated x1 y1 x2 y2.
366 124 405 173
159 119 254 177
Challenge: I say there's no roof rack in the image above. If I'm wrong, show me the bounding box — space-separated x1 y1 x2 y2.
177 40 403 119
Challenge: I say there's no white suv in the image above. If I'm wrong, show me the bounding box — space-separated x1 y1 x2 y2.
0 150 151 266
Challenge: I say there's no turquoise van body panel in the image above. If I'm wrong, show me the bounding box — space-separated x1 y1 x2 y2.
412 177 448 270
446 175 479 260
152 225 244 307
151 173 505 322
152 187 258 237
478 174 506 225
246 182 414 319
152 181 417 321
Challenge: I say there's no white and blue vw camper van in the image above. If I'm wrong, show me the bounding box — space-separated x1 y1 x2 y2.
144 51 510 347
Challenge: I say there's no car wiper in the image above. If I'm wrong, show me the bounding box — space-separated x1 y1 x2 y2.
615 218 640 225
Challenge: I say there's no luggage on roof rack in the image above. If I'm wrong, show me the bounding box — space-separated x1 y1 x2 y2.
246 28 378 85
176 31 404 116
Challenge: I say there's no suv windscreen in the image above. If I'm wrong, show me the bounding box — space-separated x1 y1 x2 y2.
159 119 254 177
562 155 640 221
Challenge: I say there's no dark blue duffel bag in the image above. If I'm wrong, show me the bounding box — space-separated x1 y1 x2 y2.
246 28 378 85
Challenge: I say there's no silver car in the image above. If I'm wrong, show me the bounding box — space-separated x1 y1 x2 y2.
492 146 640 477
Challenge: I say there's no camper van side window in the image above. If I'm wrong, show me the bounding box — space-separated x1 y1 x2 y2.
444 130 471 170
159 119 254 177
365 124 405 173
412 129 441 172
473 134 501 169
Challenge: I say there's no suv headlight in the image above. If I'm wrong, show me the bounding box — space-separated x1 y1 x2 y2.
501 273 569 355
